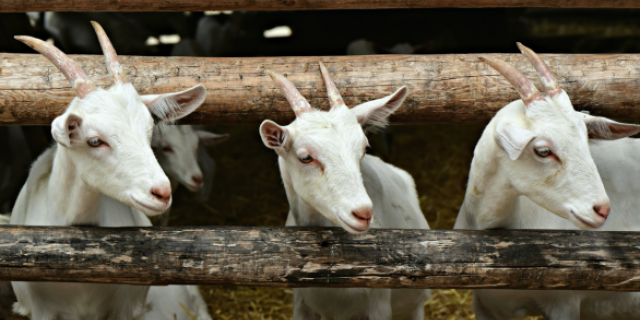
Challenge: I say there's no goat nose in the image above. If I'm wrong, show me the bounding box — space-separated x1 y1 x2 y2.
151 186 171 204
593 203 611 220
191 175 203 185
352 207 373 222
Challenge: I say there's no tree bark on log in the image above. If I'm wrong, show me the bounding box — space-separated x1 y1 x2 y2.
0 226 639 291
2 53 640 125
2 0 640 12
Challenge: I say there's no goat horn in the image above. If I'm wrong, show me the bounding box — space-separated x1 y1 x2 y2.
15 35 97 99
517 43 562 98
319 62 345 110
91 21 128 84
266 70 313 117
478 55 544 106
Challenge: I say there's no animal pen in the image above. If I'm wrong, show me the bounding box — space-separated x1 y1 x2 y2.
2 0 640 318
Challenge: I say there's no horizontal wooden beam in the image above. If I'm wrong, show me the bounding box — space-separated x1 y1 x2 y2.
2 0 640 12
1 53 640 125
0 226 639 290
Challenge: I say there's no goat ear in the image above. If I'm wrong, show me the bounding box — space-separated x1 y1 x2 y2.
351 86 408 128
495 122 536 160
197 131 229 146
580 112 640 140
259 120 290 154
141 85 206 123
51 113 83 148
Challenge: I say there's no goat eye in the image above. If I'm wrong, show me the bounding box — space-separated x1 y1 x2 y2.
87 138 104 148
298 154 313 163
534 147 551 157
163 146 174 153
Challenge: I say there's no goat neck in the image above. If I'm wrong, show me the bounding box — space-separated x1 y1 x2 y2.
46 147 101 225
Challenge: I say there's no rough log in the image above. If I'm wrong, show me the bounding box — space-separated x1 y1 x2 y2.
0 226 639 290
2 0 640 12
2 53 640 125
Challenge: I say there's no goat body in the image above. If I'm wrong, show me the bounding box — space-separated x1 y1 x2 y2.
261 63 430 320
145 286 211 320
468 138 640 320
11 147 152 320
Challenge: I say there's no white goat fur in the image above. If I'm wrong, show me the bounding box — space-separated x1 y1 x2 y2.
145 285 211 320
10 35 207 319
260 67 430 320
455 51 640 320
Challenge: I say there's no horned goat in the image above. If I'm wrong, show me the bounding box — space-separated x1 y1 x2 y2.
455 43 640 320
10 22 206 320
259 63 430 320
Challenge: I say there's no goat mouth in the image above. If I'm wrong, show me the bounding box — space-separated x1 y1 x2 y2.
184 183 202 192
570 210 603 229
338 215 369 233
132 197 169 214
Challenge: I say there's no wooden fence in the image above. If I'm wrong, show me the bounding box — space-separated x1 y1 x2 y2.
2 53 640 125
2 226 640 291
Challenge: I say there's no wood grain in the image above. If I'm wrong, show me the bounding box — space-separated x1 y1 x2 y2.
2 0 640 12
0 226 639 290
2 53 640 125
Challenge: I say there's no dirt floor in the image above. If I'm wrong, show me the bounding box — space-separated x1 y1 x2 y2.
169 124 542 320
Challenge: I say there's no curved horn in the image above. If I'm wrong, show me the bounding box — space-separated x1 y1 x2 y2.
517 42 562 98
15 36 97 99
478 55 544 106
91 21 128 84
266 70 313 117
319 62 345 109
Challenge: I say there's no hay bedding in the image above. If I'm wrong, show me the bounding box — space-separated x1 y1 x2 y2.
170 124 543 320
197 286 541 320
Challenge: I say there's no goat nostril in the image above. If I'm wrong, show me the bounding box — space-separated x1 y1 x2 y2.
593 203 611 219
192 176 203 185
351 207 373 222
151 187 171 203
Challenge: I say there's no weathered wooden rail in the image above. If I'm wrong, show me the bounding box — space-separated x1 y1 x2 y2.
2 0 640 12
2 53 640 125
0 225 639 291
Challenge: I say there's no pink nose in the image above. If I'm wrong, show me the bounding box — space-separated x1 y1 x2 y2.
191 175 203 186
352 207 373 223
594 203 610 220
151 186 171 204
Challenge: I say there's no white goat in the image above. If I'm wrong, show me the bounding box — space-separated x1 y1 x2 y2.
152 125 228 193
454 44 640 320
259 63 430 320
10 22 206 320
145 125 228 320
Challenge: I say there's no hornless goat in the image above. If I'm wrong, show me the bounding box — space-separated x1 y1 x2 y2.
454 44 640 320
259 63 430 320
10 22 206 320
145 125 227 320
152 125 228 194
